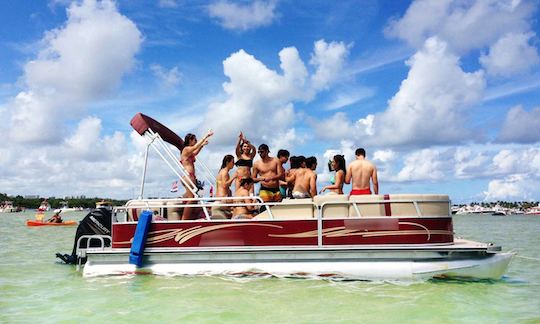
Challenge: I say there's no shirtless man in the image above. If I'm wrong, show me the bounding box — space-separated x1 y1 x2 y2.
286 164 317 198
232 177 256 219
345 148 378 195
252 144 283 202
305 156 317 171
277 149 290 197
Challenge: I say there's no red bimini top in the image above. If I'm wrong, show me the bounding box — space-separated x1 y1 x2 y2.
130 113 184 151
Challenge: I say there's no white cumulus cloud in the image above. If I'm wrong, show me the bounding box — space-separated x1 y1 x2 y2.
310 40 352 90
497 105 540 143
207 0 278 31
483 174 530 200
372 37 485 146
480 32 540 77
150 64 182 88
454 147 490 179
203 40 349 146
6 0 142 144
385 0 536 54
395 148 445 181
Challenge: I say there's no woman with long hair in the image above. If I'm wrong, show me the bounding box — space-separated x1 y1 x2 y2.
234 132 256 193
211 154 237 219
320 154 346 195
216 154 236 198
180 130 213 219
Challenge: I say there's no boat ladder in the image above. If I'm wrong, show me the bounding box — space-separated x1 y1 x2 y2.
75 235 112 271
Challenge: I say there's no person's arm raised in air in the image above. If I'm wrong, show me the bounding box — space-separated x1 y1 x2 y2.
372 166 379 195
235 132 243 158
184 130 213 157
246 141 256 159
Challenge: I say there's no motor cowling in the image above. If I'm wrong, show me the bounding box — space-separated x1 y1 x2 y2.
56 207 112 264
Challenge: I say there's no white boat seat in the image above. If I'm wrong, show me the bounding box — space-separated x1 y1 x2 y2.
388 194 449 217
253 198 314 220
314 195 349 218
348 195 386 217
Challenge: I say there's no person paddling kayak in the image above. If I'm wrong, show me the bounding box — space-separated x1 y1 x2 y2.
47 210 63 223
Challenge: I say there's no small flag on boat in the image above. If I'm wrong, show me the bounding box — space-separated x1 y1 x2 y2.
170 180 178 192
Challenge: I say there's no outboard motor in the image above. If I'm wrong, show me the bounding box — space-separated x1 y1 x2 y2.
56 207 112 264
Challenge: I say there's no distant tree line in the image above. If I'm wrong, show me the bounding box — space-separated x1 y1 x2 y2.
0 193 127 209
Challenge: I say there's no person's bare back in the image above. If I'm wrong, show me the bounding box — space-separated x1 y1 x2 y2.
288 168 317 198
346 148 378 195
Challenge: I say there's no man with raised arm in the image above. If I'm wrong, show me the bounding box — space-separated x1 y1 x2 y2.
345 148 378 195
252 144 283 203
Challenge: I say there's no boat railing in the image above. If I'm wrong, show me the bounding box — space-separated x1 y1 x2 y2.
115 195 449 223
75 235 112 270
120 196 273 221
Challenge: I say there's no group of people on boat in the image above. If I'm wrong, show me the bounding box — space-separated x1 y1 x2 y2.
178 130 378 220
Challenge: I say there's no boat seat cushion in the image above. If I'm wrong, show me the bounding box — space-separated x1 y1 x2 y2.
388 194 449 217
253 198 314 220
314 195 349 219
348 195 386 217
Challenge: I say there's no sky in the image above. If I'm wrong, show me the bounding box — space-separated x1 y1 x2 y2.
0 0 539 203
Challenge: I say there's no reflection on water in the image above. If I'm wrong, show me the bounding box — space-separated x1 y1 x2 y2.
1 212 540 322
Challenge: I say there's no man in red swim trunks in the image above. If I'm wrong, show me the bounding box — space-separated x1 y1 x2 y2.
345 148 378 195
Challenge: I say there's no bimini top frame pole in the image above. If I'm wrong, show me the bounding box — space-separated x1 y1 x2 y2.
130 112 215 198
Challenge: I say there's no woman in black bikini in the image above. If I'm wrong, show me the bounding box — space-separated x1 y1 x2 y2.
180 130 213 219
234 132 256 194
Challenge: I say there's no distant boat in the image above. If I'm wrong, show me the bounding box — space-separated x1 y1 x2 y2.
0 201 17 213
525 206 540 215
58 201 79 213
491 205 507 216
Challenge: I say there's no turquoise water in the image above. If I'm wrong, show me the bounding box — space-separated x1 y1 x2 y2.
1 212 540 323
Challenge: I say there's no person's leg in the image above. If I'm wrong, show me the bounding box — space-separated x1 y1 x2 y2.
182 176 196 220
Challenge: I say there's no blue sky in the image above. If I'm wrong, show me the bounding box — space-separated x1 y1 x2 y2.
1 0 539 202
